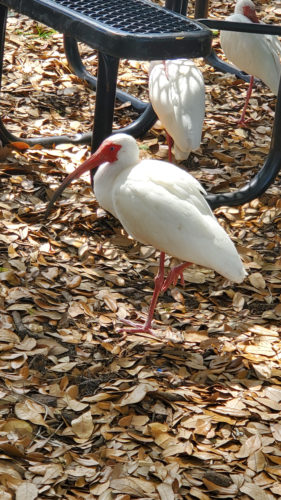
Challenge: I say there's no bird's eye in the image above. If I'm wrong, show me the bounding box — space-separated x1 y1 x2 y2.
110 146 115 151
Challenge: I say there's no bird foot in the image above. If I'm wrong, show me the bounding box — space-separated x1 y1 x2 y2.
117 318 159 336
162 270 184 292
237 118 252 128
162 262 191 292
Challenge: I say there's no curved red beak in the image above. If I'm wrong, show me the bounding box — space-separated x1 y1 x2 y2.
45 155 101 218
45 135 122 218
45 141 116 218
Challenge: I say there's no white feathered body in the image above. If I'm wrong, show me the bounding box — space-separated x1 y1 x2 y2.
94 145 245 284
149 59 205 160
220 12 281 95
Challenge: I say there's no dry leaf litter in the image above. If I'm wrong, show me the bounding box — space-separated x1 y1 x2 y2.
0 0 281 498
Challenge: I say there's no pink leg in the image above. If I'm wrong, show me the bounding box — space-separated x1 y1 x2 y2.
166 132 173 163
163 60 169 79
119 252 166 334
162 262 192 292
238 75 254 126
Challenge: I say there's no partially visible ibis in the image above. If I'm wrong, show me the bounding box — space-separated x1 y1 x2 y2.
220 0 281 124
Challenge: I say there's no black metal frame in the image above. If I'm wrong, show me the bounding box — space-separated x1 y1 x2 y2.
198 15 281 208
207 87 281 209
0 0 281 209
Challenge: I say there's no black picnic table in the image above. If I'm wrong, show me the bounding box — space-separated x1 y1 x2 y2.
0 0 281 209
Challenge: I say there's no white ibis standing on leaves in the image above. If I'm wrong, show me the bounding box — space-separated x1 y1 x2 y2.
46 134 246 334
220 0 281 125
149 59 205 162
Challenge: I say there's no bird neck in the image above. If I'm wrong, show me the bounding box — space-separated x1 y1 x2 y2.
93 159 137 216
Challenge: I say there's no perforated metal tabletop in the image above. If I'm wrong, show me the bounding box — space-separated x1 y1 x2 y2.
0 0 212 59
54 0 197 34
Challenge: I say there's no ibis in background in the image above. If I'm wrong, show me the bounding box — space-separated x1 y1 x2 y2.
220 0 281 125
46 134 246 334
149 59 205 162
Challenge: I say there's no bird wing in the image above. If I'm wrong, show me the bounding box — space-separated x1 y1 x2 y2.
149 60 205 159
149 62 182 147
263 33 281 93
168 61 205 158
111 160 245 282
258 18 281 58
265 34 281 57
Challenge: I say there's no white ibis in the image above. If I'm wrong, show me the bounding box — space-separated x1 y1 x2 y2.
149 59 205 162
220 0 281 125
46 134 246 334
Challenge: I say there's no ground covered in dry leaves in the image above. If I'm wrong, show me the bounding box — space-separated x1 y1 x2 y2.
1 1 281 498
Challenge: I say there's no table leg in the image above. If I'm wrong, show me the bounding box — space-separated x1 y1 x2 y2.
195 0 209 18
91 52 119 155
165 0 188 15
0 4 14 144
